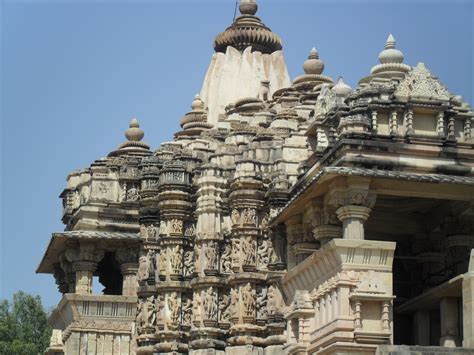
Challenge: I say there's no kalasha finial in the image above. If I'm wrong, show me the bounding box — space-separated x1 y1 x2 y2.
239 0 258 16
379 33 404 64
125 118 144 142
191 94 204 111
303 47 324 75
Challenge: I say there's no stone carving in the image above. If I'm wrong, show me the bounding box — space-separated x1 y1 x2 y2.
242 236 256 266
314 83 337 118
203 287 218 320
192 291 202 324
256 286 268 319
169 219 183 235
395 62 450 101
184 223 195 237
158 249 167 277
231 209 240 225
169 246 183 275
147 224 157 240
241 208 256 225
167 292 180 326
257 237 272 268
183 249 194 277
231 239 240 268
229 288 239 317
218 291 231 322
205 241 218 271
126 186 140 201
241 283 256 318
194 243 202 272
138 252 150 281
220 242 232 273
182 295 192 326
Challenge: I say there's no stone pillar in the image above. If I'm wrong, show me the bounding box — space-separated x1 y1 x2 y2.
121 263 139 296
390 110 398 136
335 205 371 240
65 242 104 295
285 215 303 268
307 200 341 246
439 297 460 347
437 111 445 137
371 110 378 133
463 249 474 348
326 177 376 241
405 108 414 136
413 309 430 346
116 247 139 296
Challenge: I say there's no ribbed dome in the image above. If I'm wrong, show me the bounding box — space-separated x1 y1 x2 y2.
214 0 283 54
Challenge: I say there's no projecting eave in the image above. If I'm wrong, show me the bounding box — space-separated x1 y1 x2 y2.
36 230 140 274
271 166 474 226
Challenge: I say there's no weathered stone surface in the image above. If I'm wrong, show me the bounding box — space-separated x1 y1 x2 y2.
39 1 474 355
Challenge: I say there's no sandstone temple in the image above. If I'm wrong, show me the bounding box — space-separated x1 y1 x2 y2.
37 1 474 354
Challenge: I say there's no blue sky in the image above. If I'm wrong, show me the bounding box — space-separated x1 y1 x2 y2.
1 0 472 309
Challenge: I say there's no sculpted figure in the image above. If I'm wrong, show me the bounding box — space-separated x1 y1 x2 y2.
203 287 217 320
257 238 270 267
256 286 268 319
231 209 240 225
242 208 256 225
169 246 183 275
205 241 218 270
127 186 139 201
242 237 256 265
147 250 156 278
147 224 157 240
241 283 256 317
220 242 232 273
231 239 240 268
170 219 183 234
167 292 180 324
159 249 167 276
219 292 231 322
182 296 192 326
194 243 202 273
146 296 156 328
230 288 239 316
183 249 194 277
138 254 148 281
137 299 146 331
192 291 202 323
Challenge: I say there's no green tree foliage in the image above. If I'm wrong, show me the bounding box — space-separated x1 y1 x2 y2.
0 291 52 355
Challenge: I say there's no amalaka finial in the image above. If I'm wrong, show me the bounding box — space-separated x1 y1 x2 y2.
191 94 204 111
379 33 404 64
125 118 144 142
303 47 324 75
239 0 258 16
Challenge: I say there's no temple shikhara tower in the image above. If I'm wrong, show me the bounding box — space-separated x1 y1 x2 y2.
37 1 474 354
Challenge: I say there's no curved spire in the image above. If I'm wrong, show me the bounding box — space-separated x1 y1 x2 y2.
213 0 282 54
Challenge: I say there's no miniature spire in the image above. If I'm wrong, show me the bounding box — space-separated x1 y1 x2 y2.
378 33 404 64
332 76 352 95
303 47 324 75
108 118 150 157
239 0 258 16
